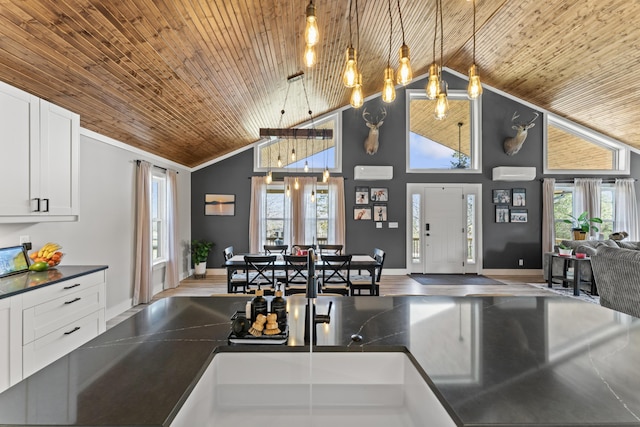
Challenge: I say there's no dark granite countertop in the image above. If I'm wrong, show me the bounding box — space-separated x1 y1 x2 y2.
0 265 109 299
0 295 639 426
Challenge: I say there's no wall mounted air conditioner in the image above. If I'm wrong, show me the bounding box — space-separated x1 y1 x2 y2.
354 165 393 181
492 166 536 181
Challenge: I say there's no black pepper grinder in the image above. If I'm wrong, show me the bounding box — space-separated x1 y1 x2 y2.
271 284 287 330
251 285 268 321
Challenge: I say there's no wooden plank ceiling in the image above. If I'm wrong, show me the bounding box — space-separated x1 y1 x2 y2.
0 0 638 168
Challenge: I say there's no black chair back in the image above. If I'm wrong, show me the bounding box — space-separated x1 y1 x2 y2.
264 244 288 255
223 246 234 261
372 248 386 281
244 255 277 292
320 254 352 295
318 244 343 255
283 255 311 295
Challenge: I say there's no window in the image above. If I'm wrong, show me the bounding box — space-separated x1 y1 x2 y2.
406 89 482 173
151 171 167 262
545 114 629 174
553 184 615 243
254 113 342 174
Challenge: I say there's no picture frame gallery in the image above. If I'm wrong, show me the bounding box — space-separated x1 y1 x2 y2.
354 187 388 223
492 188 527 223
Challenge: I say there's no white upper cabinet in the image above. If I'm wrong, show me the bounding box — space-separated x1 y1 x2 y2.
0 81 79 221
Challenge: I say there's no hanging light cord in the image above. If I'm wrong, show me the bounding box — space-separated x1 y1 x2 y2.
301 76 314 128
356 0 360 55
397 0 406 44
472 0 476 64
348 0 353 48
432 0 438 64
439 0 444 69
387 0 393 66
278 82 291 128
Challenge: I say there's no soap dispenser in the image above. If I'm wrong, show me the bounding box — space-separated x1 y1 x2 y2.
271 284 287 330
251 285 268 321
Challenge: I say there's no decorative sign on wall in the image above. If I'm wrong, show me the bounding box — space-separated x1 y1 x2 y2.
205 194 235 216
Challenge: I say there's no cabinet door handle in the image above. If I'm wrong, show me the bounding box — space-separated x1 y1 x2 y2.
42 198 49 212
63 283 81 290
32 198 41 212
64 326 80 335
64 297 81 305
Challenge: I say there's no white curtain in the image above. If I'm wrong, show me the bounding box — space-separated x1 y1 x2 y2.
542 178 556 255
327 177 346 248
286 177 317 246
249 177 268 253
574 178 602 237
165 169 180 289
133 161 152 305
615 178 640 241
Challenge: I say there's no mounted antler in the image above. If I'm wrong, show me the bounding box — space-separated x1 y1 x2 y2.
503 111 539 156
362 107 386 155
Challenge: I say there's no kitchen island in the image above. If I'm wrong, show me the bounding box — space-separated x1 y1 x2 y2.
0 295 638 426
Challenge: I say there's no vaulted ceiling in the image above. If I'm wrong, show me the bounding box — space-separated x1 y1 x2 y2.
0 0 638 168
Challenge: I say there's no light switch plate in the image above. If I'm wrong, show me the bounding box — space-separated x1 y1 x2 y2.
376 222 383 229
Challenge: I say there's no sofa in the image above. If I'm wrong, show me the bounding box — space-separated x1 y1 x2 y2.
591 246 640 318
544 239 640 294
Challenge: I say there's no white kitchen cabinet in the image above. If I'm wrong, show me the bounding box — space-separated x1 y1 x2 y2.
22 270 106 377
0 80 79 221
0 295 23 393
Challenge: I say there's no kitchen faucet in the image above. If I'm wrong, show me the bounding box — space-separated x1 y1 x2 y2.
304 249 332 344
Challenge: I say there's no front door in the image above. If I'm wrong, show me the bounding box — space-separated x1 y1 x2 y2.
407 184 482 274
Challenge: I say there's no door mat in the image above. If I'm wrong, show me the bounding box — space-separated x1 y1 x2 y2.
409 274 505 286
526 282 599 305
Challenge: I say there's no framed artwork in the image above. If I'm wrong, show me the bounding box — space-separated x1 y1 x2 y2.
373 204 387 222
512 189 526 206
205 194 235 216
354 207 372 220
493 189 511 204
355 187 369 205
496 205 510 223
511 209 528 223
370 187 389 202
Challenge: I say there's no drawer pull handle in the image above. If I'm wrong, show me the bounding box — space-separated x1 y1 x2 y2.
64 283 81 290
64 326 80 335
64 297 81 305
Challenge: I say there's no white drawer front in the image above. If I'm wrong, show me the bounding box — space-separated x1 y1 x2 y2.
23 282 105 344
22 270 105 308
23 309 104 377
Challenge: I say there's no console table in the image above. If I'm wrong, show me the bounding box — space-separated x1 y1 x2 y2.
547 252 597 296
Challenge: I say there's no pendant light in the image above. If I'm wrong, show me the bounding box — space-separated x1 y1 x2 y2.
426 3 440 100
303 1 318 68
395 0 412 85
350 73 364 108
304 44 316 67
342 0 357 88
434 0 449 120
467 0 483 99
382 0 396 103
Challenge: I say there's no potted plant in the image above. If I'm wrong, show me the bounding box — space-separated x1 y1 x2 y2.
191 239 214 276
562 211 603 240
557 243 573 256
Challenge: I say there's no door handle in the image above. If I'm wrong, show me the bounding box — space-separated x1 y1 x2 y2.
42 198 49 212
64 297 81 305
64 326 81 335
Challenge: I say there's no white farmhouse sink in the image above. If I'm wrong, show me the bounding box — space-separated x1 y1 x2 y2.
171 352 456 427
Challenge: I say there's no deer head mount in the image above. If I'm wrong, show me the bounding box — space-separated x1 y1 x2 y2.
503 111 539 156
362 107 386 155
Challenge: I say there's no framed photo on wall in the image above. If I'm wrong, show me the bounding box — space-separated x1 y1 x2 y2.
373 204 387 222
354 207 372 220
496 205 510 223
205 194 235 216
511 209 528 223
493 189 511 204
355 187 369 205
512 189 526 206
370 187 388 202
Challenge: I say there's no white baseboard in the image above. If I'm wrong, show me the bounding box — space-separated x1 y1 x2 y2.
106 298 134 321
482 269 543 276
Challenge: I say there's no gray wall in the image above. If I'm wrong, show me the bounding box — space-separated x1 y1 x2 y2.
192 72 640 270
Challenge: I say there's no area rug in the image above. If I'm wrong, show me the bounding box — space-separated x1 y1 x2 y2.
410 274 505 286
526 282 600 305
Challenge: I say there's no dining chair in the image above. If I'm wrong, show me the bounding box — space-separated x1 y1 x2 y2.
283 254 312 295
264 244 288 255
320 254 352 296
350 248 386 296
224 246 248 293
244 255 277 295
318 244 343 255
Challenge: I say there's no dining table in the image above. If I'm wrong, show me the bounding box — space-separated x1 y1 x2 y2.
224 254 381 295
